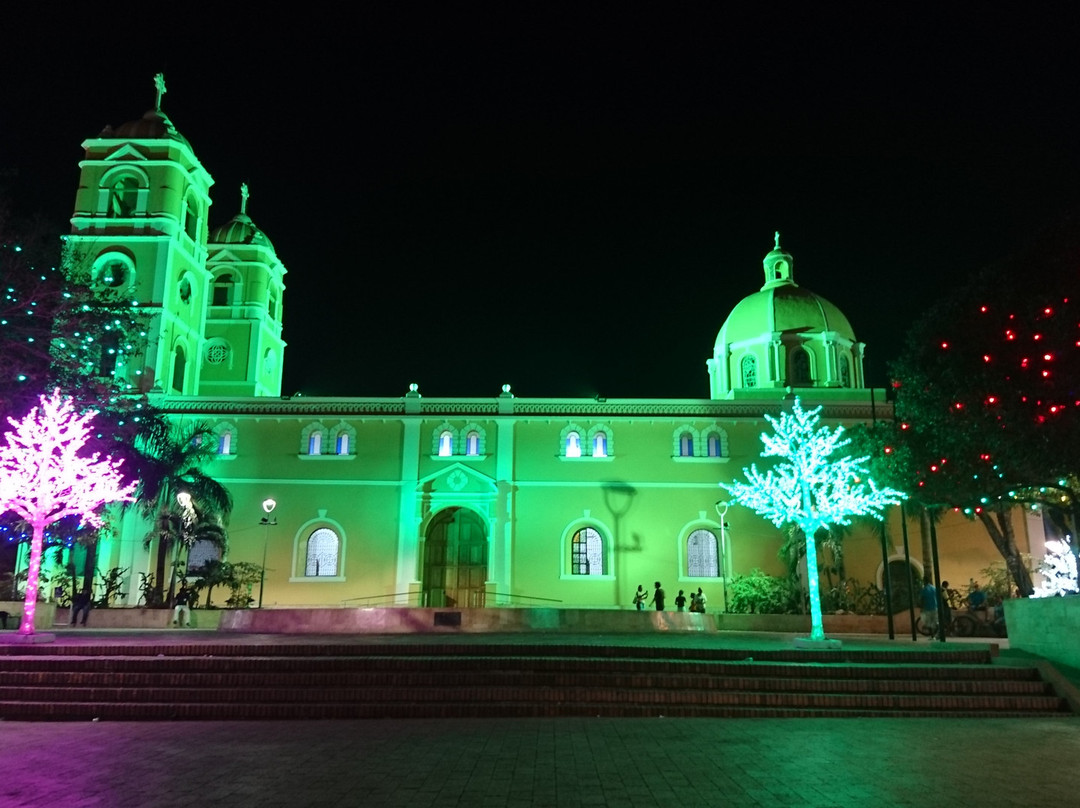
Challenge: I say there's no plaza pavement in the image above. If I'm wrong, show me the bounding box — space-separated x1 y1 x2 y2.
2 628 1078 808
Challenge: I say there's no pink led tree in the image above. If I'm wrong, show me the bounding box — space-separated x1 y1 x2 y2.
0 390 136 635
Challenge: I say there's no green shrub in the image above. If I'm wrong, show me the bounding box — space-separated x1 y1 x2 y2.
727 569 803 614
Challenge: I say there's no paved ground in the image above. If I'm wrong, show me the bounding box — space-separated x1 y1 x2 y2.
2 629 1078 807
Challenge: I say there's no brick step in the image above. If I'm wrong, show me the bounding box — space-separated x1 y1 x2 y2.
0 682 1065 712
0 698 1070 721
0 642 997 665
0 655 1024 680
0 669 1052 695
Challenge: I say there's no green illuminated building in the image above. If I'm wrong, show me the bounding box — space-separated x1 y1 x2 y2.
56 78 1046 614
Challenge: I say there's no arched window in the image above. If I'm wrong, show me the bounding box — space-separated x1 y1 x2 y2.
309 431 322 455
706 434 722 457
839 355 851 388
184 198 200 242
687 529 719 577
336 434 349 455
741 355 757 388
171 346 186 394
108 176 140 218
438 430 453 457
791 348 811 385
679 432 694 457
571 527 604 575
218 430 232 455
305 528 340 577
465 431 480 456
566 431 581 458
212 273 234 306
592 432 607 457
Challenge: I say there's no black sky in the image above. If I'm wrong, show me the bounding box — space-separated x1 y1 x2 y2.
4 5 1080 398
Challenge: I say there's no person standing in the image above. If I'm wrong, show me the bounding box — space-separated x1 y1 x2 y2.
649 581 666 611
675 590 687 612
695 587 708 613
939 580 953 632
919 578 939 639
172 586 192 627
70 587 92 627
632 584 647 611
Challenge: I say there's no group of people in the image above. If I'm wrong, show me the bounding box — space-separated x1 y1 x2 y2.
919 577 993 638
633 583 708 613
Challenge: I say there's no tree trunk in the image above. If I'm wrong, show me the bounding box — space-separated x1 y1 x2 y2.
976 509 1035 596
82 540 98 597
153 537 168 606
18 523 46 635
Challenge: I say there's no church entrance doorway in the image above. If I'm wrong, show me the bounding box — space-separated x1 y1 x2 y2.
422 507 488 608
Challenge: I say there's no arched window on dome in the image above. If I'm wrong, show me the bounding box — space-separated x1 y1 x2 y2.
679 432 694 457
839 355 851 388
687 529 719 577
571 527 604 575
791 348 811 386
740 355 757 388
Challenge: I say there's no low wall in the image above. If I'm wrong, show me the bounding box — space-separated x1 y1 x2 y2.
1005 596 1080 670
717 611 916 635
219 607 718 634
0 601 56 632
50 607 223 630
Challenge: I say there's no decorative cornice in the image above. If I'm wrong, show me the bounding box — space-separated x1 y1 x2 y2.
156 394 892 421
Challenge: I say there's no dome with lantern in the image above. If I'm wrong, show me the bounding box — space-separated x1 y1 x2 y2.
706 233 866 399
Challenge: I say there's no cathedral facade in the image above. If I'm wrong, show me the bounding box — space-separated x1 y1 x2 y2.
63 82 1043 611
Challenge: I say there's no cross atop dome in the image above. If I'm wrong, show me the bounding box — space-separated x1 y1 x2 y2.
153 73 167 112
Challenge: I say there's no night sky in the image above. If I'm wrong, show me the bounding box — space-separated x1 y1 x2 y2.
4 6 1079 399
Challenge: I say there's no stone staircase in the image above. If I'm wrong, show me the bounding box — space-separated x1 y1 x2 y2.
0 641 1073 720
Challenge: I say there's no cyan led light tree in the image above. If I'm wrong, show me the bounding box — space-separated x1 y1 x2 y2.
0 390 136 636
721 398 905 643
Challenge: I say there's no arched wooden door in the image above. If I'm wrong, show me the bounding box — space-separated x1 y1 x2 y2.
423 507 488 608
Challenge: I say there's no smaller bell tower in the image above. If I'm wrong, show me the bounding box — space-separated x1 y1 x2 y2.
203 184 288 397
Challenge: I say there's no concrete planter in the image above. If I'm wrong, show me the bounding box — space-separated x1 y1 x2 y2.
50 607 223 630
1005 595 1080 670
0 601 56 632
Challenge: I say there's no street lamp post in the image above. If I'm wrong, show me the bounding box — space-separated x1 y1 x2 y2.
258 498 277 608
714 500 731 613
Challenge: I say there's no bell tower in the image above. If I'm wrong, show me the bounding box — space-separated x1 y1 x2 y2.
203 183 288 397
68 73 214 395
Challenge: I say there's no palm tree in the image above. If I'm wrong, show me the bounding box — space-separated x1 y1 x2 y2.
143 503 228 606
130 420 232 606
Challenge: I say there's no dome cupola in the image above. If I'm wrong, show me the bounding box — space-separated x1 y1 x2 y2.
706 234 866 399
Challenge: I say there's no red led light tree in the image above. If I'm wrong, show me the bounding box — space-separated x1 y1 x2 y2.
0 390 136 635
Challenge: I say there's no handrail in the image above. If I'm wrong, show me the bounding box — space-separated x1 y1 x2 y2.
339 590 564 607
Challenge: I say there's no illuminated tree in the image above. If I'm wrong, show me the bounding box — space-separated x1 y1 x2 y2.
0 204 155 459
721 398 905 642
0 390 136 635
883 232 1080 595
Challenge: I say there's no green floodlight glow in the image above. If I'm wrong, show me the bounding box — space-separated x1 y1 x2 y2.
721 397 906 643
